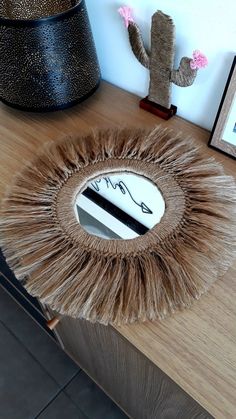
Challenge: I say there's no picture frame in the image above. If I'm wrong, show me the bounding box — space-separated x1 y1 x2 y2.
208 56 236 159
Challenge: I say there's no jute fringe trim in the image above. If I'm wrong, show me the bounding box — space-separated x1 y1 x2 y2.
1 126 236 325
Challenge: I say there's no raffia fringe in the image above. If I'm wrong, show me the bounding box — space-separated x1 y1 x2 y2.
1 126 236 325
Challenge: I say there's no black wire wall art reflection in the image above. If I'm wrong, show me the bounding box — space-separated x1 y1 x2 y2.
90 177 153 215
0 0 101 111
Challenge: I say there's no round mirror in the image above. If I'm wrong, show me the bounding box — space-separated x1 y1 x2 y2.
75 172 165 239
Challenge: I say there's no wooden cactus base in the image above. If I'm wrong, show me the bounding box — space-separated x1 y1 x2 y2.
140 97 177 120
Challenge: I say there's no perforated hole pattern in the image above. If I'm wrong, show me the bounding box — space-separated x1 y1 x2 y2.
0 0 101 111
1 0 75 19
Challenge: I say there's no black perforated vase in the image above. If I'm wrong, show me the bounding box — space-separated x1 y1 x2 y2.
0 0 100 111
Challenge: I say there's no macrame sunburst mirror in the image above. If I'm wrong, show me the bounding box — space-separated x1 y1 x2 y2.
1 127 236 325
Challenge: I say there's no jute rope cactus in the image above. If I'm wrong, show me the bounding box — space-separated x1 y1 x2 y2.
119 7 208 109
0 127 235 325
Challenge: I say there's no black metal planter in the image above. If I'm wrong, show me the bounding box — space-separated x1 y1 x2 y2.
0 0 101 112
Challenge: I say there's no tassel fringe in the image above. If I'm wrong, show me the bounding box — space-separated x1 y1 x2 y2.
1 126 236 325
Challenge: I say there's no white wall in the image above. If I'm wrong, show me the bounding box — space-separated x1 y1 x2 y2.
86 0 236 130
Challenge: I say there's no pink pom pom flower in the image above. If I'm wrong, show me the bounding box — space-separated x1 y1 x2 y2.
118 5 134 28
190 50 208 70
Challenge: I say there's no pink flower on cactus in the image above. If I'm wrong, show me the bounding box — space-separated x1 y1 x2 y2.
190 50 208 70
118 5 134 28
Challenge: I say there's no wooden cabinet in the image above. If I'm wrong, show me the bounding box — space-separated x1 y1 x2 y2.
48 309 212 418
1 81 235 418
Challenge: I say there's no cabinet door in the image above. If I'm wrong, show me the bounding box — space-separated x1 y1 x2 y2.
47 310 212 419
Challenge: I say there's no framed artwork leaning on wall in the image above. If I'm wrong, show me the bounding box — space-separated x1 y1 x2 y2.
209 56 236 159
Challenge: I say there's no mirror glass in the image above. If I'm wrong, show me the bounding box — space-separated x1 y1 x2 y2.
75 172 165 239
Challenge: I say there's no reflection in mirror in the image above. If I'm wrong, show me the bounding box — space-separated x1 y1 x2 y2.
75 173 165 239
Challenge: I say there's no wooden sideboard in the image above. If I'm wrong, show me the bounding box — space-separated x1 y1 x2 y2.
0 82 235 418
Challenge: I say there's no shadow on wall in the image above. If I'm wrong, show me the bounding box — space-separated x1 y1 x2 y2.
86 0 235 130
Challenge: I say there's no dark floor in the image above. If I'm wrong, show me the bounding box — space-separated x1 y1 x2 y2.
0 284 127 419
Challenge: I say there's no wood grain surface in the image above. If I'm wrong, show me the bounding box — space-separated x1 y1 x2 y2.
0 82 235 418
48 308 212 419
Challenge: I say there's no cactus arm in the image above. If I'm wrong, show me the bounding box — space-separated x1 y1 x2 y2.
171 57 197 87
128 23 150 69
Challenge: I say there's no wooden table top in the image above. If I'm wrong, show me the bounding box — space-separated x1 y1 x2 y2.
0 82 235 418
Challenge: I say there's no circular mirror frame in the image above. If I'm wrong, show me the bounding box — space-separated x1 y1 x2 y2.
75 171 166 239
1 127 236 325
57 160 184 253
